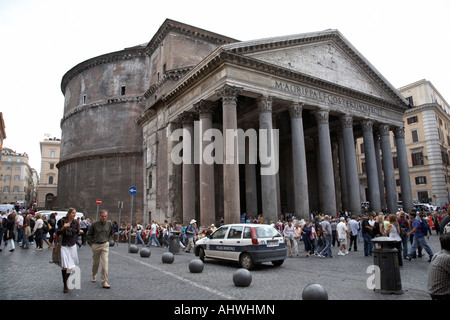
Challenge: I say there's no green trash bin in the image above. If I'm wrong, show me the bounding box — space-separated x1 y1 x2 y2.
169 231 181 254
371 237 403 295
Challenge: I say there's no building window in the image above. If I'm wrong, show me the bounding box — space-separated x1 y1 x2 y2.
50 150 56 158
406 96 414 106
48 176 54 184
415 176 427 185
50 163 54 169
411 129 419 143
407 116 418 124
395 179 401 186
392 156 398 169
411 151 424 166
120 86 126 96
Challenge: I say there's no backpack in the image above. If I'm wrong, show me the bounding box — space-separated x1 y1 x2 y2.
444 221 450 234
42 221 49 233
419 219 428 235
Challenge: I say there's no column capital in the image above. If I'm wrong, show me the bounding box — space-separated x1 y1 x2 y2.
314 109 329 124
216 84 243 105
257 95 273 113
378 123 391 136
340 114 353 128
178 111 196 125
194 100 216 119
289 102 304 118
362 119 374 132
394 126 405 139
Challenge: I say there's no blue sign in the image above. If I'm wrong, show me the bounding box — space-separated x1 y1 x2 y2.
129 186 137 195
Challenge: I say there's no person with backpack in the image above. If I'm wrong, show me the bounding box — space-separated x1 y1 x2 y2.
405 212 434 262
397 211 410 259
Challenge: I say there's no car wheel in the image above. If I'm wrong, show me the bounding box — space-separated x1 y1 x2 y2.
271 260 284 266
239 253 254 270
198 247 205 262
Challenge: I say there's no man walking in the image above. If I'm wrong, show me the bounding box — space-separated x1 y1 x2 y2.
405 212 434 262
319 215 333 258
184 219 197 253
87 209 114 289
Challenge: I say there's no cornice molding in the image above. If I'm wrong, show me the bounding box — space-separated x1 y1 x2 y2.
161 49 406 113
60 95 145 127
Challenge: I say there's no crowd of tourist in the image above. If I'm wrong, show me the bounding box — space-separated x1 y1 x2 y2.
1 206 449 299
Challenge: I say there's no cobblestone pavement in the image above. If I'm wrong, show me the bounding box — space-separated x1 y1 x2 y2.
0 234 442 301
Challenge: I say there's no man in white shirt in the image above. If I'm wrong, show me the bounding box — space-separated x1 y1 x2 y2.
348 216 359 252
16 212 24 245
146 220 160 247
337 217 349 256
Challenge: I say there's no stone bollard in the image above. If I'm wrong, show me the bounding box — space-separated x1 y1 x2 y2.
162 252 175 264
140 247 151 258
189 259 204 273
129 245 139 254
302 283 328 300
233 268 252 287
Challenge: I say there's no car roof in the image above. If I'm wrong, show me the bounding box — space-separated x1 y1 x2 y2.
219 223 273 228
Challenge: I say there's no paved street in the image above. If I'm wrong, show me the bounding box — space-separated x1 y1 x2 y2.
0 234 441 301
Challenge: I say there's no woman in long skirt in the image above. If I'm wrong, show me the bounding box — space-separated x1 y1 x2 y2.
57 208 81 293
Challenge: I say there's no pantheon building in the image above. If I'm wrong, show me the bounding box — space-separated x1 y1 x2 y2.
59 19 413 225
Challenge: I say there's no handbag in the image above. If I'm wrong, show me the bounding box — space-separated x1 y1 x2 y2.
52 234 62 266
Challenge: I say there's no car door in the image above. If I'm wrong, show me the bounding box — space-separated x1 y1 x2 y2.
205 226 229 259
221 225 243 260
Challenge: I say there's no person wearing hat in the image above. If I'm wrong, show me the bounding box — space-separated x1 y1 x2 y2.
184 219 197 253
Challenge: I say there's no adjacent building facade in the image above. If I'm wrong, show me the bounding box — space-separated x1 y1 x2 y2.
36 137 60 209
60 19 414 225
0 148 34 206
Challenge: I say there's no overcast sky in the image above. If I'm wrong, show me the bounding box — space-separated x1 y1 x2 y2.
1 0 449 171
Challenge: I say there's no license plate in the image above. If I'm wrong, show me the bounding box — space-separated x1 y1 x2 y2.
266 240 278 247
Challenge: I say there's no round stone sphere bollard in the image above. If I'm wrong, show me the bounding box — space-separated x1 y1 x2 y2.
129 245 139 254
140 247 151 258
189 259 204 273
302 283 328 300
162 252 174 264
233 268 252 287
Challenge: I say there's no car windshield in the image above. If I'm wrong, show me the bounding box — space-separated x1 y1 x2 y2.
255 226 282 238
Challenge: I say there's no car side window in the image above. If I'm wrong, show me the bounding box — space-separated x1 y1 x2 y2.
227 226 243 239
210 226 228 240
243 227 252 239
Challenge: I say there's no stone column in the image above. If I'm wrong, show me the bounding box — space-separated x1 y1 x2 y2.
379 124 397 214
243 122 258 218
394 127 414 213
179 111 196 225
216 84 242 224
195 100 216 226
362 120 381 212
337 131 349 212
374 134 385 209
289 102 309 220
315 109 336 215
340 115 361 215
258 95 279 223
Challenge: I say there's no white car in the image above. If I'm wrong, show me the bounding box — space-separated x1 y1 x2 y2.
194 223 287 270
36 210 85 224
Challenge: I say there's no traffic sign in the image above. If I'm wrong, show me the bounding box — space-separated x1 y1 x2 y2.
96 199 102 204
129 186 137 195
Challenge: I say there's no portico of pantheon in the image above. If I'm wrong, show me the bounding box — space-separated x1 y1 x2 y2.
137 20 413 226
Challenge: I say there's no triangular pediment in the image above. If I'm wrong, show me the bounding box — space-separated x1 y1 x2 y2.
222 30 406 105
